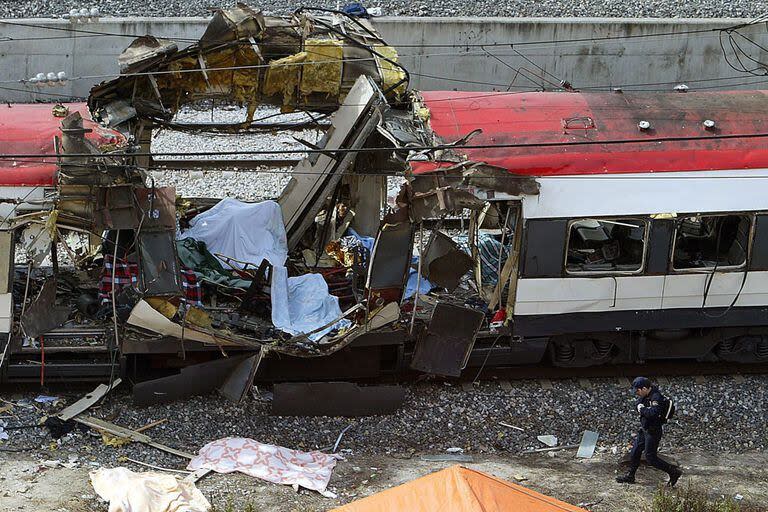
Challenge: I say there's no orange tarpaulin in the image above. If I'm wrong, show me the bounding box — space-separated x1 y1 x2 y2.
331 465 587 512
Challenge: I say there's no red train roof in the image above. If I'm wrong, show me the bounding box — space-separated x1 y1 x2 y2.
0 103 124 186
413 90 768 177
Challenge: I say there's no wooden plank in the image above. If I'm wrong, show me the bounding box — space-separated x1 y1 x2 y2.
577 378 592 389
733 374 745 384
461 381 475 392
694 375 706 385
617 377 631 387
184 468 213 484
499 380 513 392
75 415 194 460
58 378 122 421
656 376 670 386
539 379 554 390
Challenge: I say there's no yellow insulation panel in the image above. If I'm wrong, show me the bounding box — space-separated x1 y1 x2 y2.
300 38 343 97
374 45 407 97
263 52 307 107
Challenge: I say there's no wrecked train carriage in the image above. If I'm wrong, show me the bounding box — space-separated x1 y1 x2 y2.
410 88 768 368
87 4 408 142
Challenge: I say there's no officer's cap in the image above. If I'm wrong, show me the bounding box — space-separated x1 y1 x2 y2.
632 376 652 390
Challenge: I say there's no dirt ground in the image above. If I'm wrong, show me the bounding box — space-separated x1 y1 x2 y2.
1 447 767 511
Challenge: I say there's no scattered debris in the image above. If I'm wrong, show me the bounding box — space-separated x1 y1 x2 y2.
420 453 474 463
537 435 558 448
57 379 122 421
75 416 194 460
576 431 600 459
499 422 524 432
332 424 354 453
521 444 580 455
33 395 59 404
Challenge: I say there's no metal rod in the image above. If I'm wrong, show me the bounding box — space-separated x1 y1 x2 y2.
410 223 424 336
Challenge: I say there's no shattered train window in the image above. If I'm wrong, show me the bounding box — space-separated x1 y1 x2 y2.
565 218 647 273
672 214 751 270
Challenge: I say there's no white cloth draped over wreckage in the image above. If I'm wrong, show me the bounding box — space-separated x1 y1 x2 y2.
180 198 349 340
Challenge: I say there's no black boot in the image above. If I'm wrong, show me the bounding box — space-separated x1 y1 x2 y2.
616 472 636 484
667 467 682 487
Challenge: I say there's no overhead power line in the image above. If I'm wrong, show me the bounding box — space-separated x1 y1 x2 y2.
4 130 768 161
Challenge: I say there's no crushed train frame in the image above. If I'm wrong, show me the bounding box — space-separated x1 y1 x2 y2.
3 5 768 402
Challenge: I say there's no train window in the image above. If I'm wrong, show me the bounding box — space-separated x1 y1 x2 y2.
565 218 647 274
672 214 751 270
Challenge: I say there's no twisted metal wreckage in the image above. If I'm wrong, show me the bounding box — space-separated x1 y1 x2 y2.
0 5 528 406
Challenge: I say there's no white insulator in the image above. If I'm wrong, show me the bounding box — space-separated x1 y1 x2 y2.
79 8 89 15
69 8 79 16
36 72 46 81
46 72 58 82
90 7 100 16
57 71 68 81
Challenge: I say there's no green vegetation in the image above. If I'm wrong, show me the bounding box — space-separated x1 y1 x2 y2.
651 485 764 512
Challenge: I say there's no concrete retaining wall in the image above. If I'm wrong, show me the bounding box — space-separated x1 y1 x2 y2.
1 17 767 101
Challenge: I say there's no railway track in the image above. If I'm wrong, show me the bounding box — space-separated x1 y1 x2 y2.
451 361 768 384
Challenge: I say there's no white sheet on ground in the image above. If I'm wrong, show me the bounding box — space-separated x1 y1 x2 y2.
186 437 340 497
271 265 350 341
90 467 210 512
179 198 288 269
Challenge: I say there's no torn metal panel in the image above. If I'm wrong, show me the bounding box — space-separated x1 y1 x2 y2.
118 36 179 74
218 347 266 404
464 165 540 196
19 223 52 266
58 378 122 421
421 231 473 291
137 230 182 296
410 303 485 377
94 185 139 231
366 221 414 295
279 76 383 249
576 430 600 459
132 354 254 406
134 187 177 230
410 186 486 222
366 302 400 331
126 300 245 347
200 4 265 47
272 382 405 416
20 280 72 339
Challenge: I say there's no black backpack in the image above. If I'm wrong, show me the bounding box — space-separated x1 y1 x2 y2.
659 395 676 423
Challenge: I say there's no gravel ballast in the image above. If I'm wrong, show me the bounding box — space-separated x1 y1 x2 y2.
0 1 766 20
1 375 765 473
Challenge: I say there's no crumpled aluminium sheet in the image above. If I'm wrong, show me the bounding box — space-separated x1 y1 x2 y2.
187 437 341 497
271 265 350 341
89 467 210 512
179 199 288 269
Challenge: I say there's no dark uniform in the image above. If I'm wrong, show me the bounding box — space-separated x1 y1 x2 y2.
617 378 682 486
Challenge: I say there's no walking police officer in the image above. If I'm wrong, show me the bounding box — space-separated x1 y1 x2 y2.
616 376 682 486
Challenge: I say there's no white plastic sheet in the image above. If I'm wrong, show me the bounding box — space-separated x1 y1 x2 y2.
179 198 288 269
90 467 210 512
271 265 350 341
